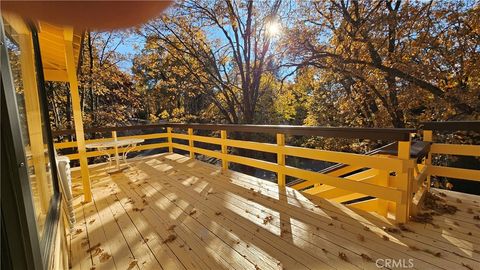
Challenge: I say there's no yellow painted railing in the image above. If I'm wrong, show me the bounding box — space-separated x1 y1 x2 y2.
408 122 480 215
422 122 480 183
53 124 424 222
55 133 169 160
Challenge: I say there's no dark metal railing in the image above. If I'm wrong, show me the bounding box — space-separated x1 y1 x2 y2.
52 123 415 141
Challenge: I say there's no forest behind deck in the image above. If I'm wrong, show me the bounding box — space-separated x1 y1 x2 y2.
69 153 480 270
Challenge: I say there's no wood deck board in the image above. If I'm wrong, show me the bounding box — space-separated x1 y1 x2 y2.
113 174 210 270
213 165 480 266
140 160 402 270
82 190 117 270
114 179 218 270
115 171 249 270
69 196 92 270
99 183 161 270
69 153 480 270
210 163 480 253
136 163 334 270
105 178 187 270
91 181 143 270
156 155 476 269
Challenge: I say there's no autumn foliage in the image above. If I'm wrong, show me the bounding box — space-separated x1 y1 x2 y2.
48 0 479 130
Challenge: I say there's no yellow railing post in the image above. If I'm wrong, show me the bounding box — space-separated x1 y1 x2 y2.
376 170 389 216
64 27 91 202
167 127 173 153
221 130 228 170
188 128 194 159
112 131 120 169
423 130 433 191
277 133 286 187
396 137 412 223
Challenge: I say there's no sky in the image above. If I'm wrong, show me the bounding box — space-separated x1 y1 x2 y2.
100 0 295 77
113 34 145 73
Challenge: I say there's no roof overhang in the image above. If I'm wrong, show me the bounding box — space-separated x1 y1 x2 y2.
3 12 83 82
38 21 83 82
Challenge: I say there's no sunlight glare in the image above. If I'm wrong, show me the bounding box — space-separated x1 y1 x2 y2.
266 19 281 37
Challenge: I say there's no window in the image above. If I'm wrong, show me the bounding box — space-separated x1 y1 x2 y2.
3 19 55 241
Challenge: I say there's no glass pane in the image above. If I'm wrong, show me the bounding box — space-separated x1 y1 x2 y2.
4 21 54 240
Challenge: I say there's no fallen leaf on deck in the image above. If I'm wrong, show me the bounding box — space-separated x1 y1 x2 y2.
86 243 101 253
338 252 348 261
397 223 414 233
424 192 457 214
361 253 373 262
357 234 365 242
99 252 111 262
262 216 273 225
92 247 103 257
163 234 177 243
409 245 419 251
423 248 441 257
411 212 434 224
127 260 138 270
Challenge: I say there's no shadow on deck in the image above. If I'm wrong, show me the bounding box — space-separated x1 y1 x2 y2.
69 153 480 270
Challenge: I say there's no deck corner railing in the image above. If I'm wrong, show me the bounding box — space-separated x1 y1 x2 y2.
54 123 436 223
421 121 480 182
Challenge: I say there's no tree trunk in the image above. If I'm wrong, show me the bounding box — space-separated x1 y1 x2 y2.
88 32 96 135
66 88 72 129
386 75 405 128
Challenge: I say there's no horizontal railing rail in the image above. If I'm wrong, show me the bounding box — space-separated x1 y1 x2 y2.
52 124 166 136
53 123 420 222
422 121 480 132
421 122 480 184
53 123 415 141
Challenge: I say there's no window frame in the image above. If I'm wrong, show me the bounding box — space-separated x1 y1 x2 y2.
1 18 62 270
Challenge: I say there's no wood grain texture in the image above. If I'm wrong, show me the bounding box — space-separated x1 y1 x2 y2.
69 153 480 270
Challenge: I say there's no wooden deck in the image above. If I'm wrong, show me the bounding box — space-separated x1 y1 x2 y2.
68 153 480 270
